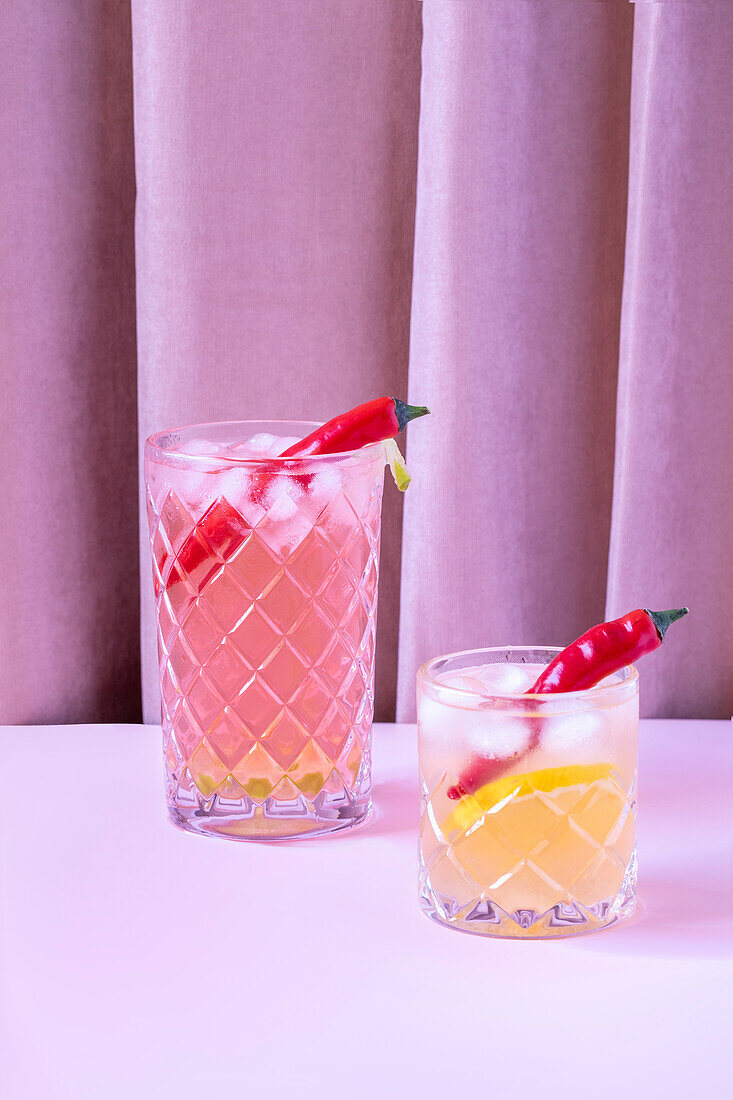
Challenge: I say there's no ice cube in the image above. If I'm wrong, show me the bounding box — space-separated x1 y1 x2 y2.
259 476 311 553
215 466 247 503
540 711 604 758
309 468 342 504
168 440 234 517
182 438 230 458
295 467 343 524
222 469 269 526
244 433 280 456
175 469 220 520
450 674 489 694
266 480 301 523
271 435 301 455
225 443 254 459
417 693 446 742
460 712 531 759
595 671 622 689
418 687 531 762
473 663 536 695
230 433 303 458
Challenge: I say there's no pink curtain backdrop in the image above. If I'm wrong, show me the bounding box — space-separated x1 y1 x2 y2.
131 0 421 725
1 1 731 724
0 0 139 723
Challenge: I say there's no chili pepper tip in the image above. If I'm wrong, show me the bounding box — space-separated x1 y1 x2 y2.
645 606 689 642
393 399 430 432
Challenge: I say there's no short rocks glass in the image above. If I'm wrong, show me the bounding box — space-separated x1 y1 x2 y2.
418 647 638 937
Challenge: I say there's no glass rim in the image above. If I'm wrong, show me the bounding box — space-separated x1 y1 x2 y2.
145 419 387 467
418 644 639 707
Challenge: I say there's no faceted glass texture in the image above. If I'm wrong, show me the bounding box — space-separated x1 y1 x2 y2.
145 421 385 840
417 647 639 937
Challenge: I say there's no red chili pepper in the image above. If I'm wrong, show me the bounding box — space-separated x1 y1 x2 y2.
446 607 688 800
162 499 251 598
251 396 429 499
160 398 428 598
447 747 535 800
529 607 689 693
280 397 429 458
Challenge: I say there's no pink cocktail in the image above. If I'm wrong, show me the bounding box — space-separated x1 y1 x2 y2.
145 421 385 839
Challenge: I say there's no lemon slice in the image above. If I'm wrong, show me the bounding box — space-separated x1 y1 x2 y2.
442 762 616 835
384 438 411 491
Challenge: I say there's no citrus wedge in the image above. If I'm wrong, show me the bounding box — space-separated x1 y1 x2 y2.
442 762 617 836
384 438 411 491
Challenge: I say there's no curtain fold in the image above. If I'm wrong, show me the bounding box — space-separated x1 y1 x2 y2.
2 1 731 724
397 0 633 717
607 0 733 717
131 0 422 723
0 0 139 723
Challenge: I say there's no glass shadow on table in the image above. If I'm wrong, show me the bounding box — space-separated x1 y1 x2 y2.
368 731 733 959
572 736 733 960
366 778 420 838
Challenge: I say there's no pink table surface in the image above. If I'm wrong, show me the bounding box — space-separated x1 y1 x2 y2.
1 720 731 1099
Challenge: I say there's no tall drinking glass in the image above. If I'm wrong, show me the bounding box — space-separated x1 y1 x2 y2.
144 421 385 840
418 647 638 937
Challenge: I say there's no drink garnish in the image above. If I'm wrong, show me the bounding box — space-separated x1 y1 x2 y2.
160 498 251 596
528 607 688 693
447 607 688 800
384 438 411 491
442 762 617 836
158 399 428 593
279 397 429 458
273 397 427 492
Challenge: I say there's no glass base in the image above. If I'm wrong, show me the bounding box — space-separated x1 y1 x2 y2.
168 787 371 842
419 850 637 939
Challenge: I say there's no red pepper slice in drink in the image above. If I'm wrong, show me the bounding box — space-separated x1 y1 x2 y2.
447 607 688 800
163 499 251 596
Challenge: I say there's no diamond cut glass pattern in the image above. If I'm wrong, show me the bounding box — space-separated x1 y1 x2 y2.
417 647 639 937
145 422 385 840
